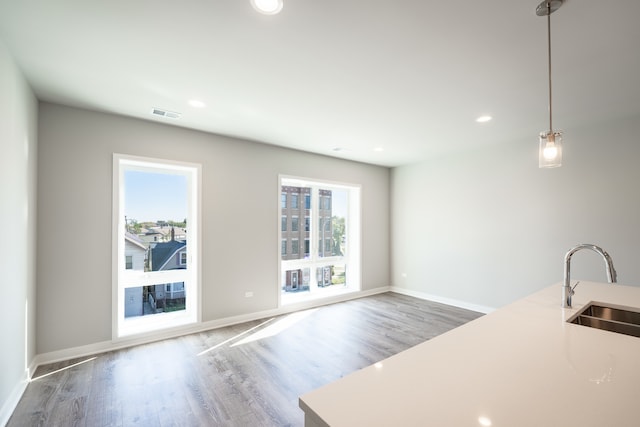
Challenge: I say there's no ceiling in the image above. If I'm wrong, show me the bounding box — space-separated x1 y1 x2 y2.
1 0 639 167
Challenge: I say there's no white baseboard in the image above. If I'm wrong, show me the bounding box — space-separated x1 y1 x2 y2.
33 286 391 369
389 286 495 314
0 371 29 427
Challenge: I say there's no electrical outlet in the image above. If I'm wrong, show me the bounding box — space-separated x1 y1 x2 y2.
245 291 254 298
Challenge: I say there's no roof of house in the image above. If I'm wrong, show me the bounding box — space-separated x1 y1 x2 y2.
150 240 186 271
125 232 146 250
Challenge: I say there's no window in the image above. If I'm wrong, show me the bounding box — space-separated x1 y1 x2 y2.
113 154 201 338
281 216 287 231
281 193 287 208
279 176 361 305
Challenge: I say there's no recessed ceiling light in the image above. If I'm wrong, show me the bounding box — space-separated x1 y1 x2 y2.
188 100 206 108
478 416 492 427
373 147 384 152
476 115 492 123
251 0 283 15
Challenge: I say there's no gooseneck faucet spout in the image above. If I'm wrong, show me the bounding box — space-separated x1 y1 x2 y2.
563 243 617 308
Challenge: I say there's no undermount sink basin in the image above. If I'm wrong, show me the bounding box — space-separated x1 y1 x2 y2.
568 302 640 338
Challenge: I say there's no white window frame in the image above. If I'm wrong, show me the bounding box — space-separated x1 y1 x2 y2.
112 154 201 339
278 175 361 306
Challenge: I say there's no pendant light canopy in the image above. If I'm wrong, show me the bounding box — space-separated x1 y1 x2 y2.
537 0 563 168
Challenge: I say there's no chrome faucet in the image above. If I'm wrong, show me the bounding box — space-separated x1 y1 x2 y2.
563 244 617 308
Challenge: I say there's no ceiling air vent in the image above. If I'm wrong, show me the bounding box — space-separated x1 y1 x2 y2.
151 108 181 119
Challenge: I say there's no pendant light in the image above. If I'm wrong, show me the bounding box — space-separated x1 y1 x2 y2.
537 0 563 168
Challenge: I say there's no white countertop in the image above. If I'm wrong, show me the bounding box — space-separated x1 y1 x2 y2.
299 282 640 426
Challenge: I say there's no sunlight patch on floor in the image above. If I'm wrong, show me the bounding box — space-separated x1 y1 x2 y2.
197 317 276 356
30 357 98 381
231 308 319 347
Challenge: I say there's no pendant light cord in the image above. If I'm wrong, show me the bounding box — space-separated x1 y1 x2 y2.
547 2 553 133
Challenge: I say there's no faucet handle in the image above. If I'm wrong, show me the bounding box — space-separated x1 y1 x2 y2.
570 281 580 294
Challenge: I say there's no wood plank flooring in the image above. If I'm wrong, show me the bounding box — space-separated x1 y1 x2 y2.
8 292 483 427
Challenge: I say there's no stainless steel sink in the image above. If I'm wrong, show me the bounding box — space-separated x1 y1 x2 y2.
568 302 640 338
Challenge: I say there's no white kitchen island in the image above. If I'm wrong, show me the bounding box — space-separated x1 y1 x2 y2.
299 281 640 426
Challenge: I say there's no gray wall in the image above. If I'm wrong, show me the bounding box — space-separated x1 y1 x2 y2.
0 41 38 419
391 115 640 309
37 103 390 354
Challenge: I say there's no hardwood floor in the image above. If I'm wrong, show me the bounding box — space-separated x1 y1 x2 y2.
8 292 483 427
